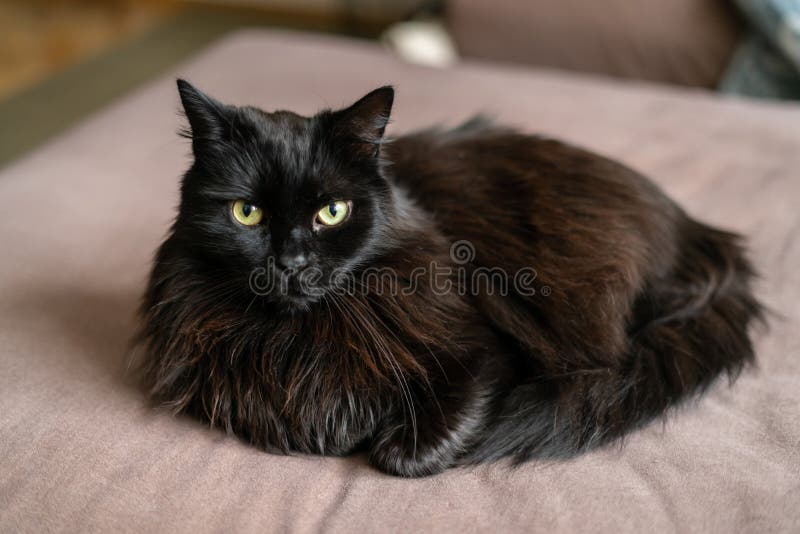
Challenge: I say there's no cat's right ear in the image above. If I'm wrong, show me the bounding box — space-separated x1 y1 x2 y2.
177 79 228 149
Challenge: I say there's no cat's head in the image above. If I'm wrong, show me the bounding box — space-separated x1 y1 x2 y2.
171 80 396 310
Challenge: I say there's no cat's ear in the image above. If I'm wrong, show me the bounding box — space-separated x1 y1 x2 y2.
176 79 229 147
333 86 394 158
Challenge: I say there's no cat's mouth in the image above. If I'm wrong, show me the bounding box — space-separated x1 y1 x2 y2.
272 268 326 309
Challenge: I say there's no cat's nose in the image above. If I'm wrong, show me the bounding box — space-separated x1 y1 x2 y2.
278 252 308 271
277 227 311 271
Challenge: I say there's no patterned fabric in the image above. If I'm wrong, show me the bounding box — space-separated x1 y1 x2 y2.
720 0 800 99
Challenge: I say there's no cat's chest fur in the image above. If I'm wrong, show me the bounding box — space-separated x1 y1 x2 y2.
141 279 459 455
241 321 392 455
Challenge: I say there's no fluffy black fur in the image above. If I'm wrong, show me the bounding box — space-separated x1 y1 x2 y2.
135 81 763 477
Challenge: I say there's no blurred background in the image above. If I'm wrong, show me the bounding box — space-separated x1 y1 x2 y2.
1 0 799 166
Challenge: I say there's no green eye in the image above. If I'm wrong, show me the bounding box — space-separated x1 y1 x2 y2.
316 201 350 227
231 200 264 226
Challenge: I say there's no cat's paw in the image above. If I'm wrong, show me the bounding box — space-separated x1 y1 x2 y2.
368 442 452 477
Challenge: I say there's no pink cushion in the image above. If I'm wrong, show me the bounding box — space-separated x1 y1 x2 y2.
1 30 798 532
448 0 742 87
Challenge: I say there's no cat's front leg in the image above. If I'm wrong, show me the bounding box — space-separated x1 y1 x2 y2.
368 379 491 477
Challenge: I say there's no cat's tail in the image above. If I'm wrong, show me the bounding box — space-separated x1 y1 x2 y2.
608 222 761 422
473 220 765 462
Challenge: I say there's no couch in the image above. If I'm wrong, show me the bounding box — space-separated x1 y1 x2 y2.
447 0 742 88
1 30 798 532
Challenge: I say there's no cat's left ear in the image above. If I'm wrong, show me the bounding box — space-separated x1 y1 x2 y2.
333 86 394 158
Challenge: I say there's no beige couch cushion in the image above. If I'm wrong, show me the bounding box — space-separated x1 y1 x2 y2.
448 0 742 88
1 30 798 532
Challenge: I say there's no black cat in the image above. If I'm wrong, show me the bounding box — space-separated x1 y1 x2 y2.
135 80 762 477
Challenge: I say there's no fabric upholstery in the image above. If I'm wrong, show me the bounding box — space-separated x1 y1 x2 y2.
448 0 742 88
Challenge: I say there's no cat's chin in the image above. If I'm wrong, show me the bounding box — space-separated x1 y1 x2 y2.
271 292 321 313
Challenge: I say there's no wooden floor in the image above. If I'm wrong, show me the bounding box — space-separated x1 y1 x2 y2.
0 0 180 100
